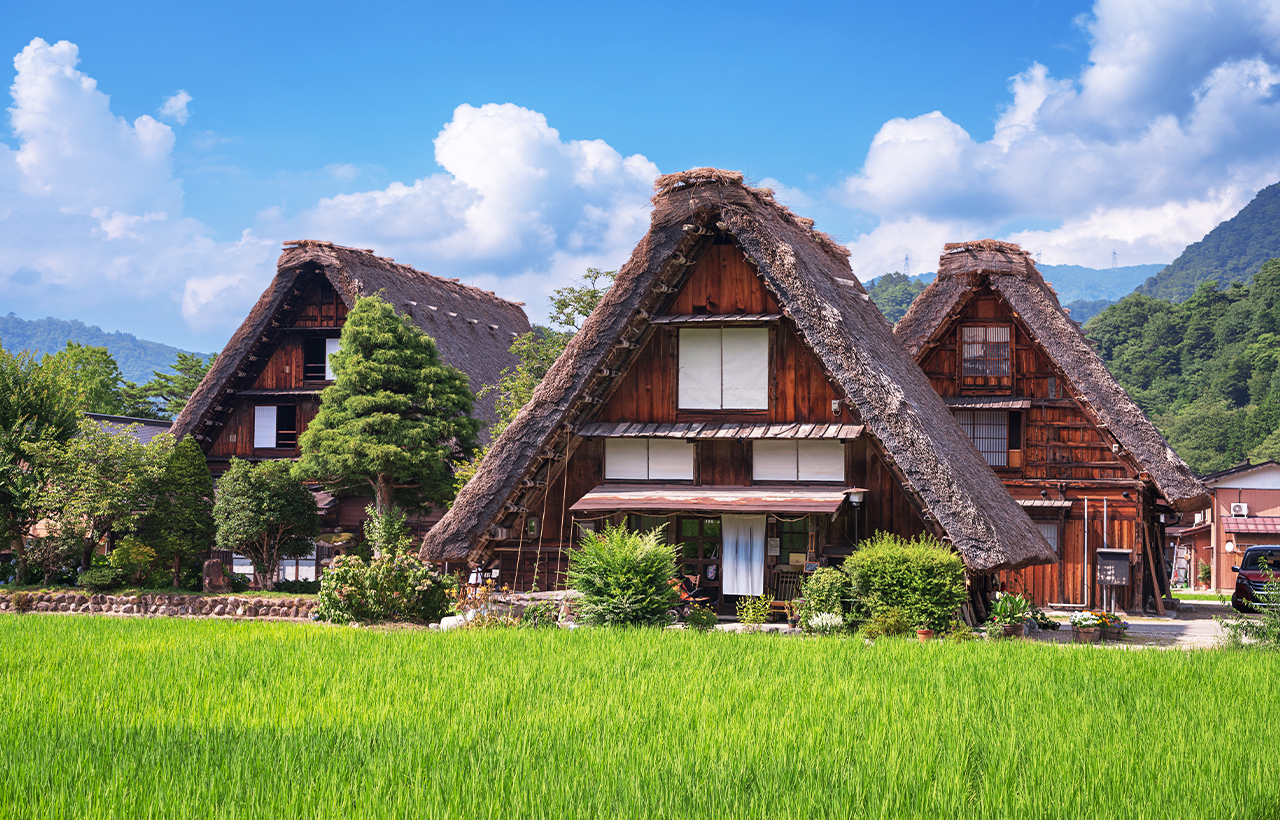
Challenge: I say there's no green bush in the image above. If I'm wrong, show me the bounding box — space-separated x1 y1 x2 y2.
843 532 966 632
275 579 321 595
565 524 677 627
799 567 850 628
109 537 157 586
315 551 453 625
520 601 559 629
859 607 912 639
78 566 124 592
735 592 772 629
685 604 719 632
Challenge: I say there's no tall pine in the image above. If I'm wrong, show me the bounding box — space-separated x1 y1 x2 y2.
293 295 480 515
143 435 215 587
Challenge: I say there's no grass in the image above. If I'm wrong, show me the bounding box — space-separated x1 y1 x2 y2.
1173 590 1230 602
0 616 1276 819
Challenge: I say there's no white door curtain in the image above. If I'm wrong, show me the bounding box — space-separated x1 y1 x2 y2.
722 514 766 596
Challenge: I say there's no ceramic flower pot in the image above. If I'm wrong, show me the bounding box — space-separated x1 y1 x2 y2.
916 629 934 642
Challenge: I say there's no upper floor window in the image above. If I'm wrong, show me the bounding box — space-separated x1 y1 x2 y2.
604 438 695 481
961 326 1010 377
304 337 341 381
752 440 844 482
1035 521 1061 554
678 327 768 410
253 405 297 450
954 409 1021 467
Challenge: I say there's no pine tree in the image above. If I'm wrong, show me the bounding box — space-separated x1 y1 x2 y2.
293 295 481 515
143 436 215 587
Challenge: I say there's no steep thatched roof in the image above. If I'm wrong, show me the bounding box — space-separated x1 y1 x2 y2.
421 171 1056 572
172 241 530 443
895 241 1208 511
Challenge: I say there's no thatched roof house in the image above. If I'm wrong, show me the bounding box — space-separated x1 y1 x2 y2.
895 240 1207 512
422 171 1055 577
172 240 531 449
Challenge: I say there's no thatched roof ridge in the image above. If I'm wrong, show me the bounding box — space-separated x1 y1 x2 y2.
422 172 1056 571
172 241 530 442
895 242 1208 511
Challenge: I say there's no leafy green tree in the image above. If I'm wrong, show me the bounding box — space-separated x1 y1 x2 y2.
43 342 160 418
867 272 928 324
214 459 319 589
454 269 613 492
0 344 81 581
141 436 215 587
33 417 172 572
134 352 216 419
294 294 480 516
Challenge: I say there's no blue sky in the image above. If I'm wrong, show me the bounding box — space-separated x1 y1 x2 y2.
3 0 1280 351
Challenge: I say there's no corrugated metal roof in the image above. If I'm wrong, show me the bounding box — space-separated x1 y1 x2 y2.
944 397 1033 409
570 484 865 514
1017 498 1073 509
649 313 782 324
1224 517 1280 534
577 421 864 440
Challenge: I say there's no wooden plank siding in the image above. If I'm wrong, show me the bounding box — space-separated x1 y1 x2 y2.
916 285 1166 609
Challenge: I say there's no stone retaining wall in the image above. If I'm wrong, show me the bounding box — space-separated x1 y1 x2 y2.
0 592 317 620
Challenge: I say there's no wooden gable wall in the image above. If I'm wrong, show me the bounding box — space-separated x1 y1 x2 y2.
207 273 346 464
916 287 1131 483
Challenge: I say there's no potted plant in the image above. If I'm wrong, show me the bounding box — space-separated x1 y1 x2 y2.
916 625 935 642
784 600 800 629
987 593 1031 637
1097 611 1129 641
1069 611 1102 643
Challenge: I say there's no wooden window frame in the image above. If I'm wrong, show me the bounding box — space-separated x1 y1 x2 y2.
675 326 772 415
958 323 1014 394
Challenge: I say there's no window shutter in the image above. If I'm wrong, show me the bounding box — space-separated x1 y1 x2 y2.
253 406 277 449
604 438 649 480
647 439 695 480
678 329 722 409
753 440 798 481
797 440 844 482
721 328 768 409
324 338 341 381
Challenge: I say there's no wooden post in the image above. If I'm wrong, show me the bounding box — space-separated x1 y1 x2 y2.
1144 533 1167 616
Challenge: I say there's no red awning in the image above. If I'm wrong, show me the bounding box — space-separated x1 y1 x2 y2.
569 484 865 514
1224 517 1280 534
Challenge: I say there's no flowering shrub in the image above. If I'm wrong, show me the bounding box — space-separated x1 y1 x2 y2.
685 604 719 632
315 551 454 625
807 612 846 636
1095 611 1129 630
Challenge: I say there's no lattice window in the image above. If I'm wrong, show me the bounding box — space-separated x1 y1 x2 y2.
1035 521 1060 554
961 326 1011 377
953 409 1008 467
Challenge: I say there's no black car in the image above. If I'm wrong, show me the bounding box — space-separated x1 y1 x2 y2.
1231 546 1280 613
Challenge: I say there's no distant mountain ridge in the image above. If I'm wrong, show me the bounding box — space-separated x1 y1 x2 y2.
0 313 216 383
1137 180 1280 302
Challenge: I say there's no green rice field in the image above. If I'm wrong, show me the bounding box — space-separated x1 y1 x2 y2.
0 616 1275 819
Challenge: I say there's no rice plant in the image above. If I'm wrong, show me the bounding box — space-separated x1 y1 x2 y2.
0 616 1275 819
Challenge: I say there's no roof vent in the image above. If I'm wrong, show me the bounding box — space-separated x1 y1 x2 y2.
1231 502 1249 518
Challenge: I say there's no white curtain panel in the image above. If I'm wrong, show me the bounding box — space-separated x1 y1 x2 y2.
604 438 649 480
722 514 767 596
253 405 277 449
647 438 695 480
678 328 722 409
721 328 768 409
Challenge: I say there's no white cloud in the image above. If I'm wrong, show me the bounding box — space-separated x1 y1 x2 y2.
0 38 275 348
159 90 192 125
839 0 1280 277
242 103 659 323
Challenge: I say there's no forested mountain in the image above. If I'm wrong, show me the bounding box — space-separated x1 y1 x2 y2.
1136 181 1280 302
0 313 215 383
1085 260 1280 473
1038 262 1165 303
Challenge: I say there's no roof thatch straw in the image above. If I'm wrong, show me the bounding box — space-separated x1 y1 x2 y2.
421 173 1057 572
172 241 530 443
895 241 1208 511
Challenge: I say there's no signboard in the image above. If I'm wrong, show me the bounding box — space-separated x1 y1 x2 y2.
1095 549 1132 586
804 562 819 573
767 538 781 556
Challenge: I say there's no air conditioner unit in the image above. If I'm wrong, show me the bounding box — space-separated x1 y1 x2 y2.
1230 502 1249 518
